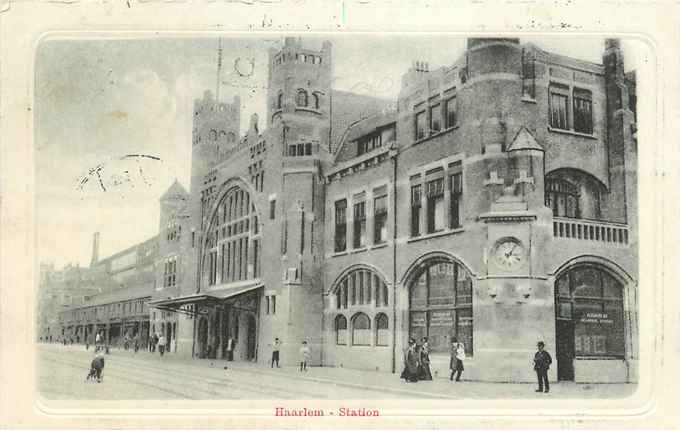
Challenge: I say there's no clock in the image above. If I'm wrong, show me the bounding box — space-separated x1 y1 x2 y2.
492 238 526 271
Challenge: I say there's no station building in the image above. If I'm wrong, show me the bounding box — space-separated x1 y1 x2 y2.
48 36 637 383
145 37 638 384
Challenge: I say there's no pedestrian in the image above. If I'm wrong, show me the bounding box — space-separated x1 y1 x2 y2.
271 338 281 368
226 336 235 361
400 338 420 383
418 337 433 381
533 341 552 393
158 334 166 356
134 333 140 353
298 341 311 371
150 333 158 353
449 337 465 381
85 350 105 383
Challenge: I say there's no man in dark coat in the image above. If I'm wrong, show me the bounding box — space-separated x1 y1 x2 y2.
533 341 552 393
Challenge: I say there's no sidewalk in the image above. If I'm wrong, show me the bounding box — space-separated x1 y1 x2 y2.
41 343 638 399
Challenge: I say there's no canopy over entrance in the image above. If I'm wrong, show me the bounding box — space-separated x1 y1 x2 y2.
148 281 263 317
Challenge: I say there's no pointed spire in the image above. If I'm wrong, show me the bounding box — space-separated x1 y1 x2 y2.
507 127 544 152
160 179 189 202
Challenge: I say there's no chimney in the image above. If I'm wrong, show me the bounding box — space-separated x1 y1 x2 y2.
90 232 100 267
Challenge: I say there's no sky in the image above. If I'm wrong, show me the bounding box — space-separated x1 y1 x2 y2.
35 35 646 269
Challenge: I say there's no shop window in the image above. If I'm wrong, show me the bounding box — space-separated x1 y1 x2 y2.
573 88 593 134
375 313 389 346
415 111 426 140
335 315 347 345
296 89 308 107
426 177 445 233
409 259 473 355
351 313 371 346
549 85 569 130
353 196 366 248
556 266 624 358
410 183 422 237
430 104 441 134
334 199 347 252
373 187 388 244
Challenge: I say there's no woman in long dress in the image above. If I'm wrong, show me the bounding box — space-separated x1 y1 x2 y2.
418 337 433 380
400 338 420 383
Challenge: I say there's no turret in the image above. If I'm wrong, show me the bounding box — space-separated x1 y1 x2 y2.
266 37 333 128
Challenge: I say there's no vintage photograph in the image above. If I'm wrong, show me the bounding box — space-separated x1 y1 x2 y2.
35 35 640 402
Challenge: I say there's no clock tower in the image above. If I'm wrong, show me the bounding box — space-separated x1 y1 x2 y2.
475 127 554 382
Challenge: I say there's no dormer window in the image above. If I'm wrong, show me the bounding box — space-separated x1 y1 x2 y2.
296 89 308 107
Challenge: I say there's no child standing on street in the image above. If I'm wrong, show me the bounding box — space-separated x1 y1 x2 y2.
299 341 311 372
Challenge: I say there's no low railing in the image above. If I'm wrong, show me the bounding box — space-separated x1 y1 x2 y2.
553 217 629 245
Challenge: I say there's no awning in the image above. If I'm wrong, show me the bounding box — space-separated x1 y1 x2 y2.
148 281 263 316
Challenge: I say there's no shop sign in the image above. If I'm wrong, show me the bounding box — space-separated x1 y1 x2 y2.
410 314 427 328
458 317 473 326
430 310 453 327
580 312 613 324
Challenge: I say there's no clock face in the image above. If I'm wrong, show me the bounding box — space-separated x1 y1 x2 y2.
493 238 525 270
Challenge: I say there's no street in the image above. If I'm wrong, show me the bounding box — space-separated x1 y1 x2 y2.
37 344 637 400
38 344 411 400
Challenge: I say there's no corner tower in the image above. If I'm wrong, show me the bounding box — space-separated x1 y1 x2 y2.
190 90 241 197
266 37 332 131
260 38 333 364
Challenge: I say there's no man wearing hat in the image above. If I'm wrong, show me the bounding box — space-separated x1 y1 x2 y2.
533 341 552 393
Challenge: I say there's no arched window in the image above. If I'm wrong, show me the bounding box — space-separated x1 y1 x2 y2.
202 186 260 287
335 315 347 345
555 266 624 358
333 268 388 309
351 313 371 346
210 130 218 141
545 178 579 218
296 89 308 107
409 258 473 355
375 313 389 346
545 169 605 220
227 132 236 146
276 92 283 110
313 93 320 110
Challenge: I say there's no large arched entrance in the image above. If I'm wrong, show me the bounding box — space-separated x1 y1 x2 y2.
407 256 473 355
554 265 626 381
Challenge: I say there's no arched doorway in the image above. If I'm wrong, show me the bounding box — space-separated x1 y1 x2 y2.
246 314 257 361
554 265 625 381
407 257 473 355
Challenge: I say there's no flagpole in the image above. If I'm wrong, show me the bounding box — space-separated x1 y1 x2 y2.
216 37 223 102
